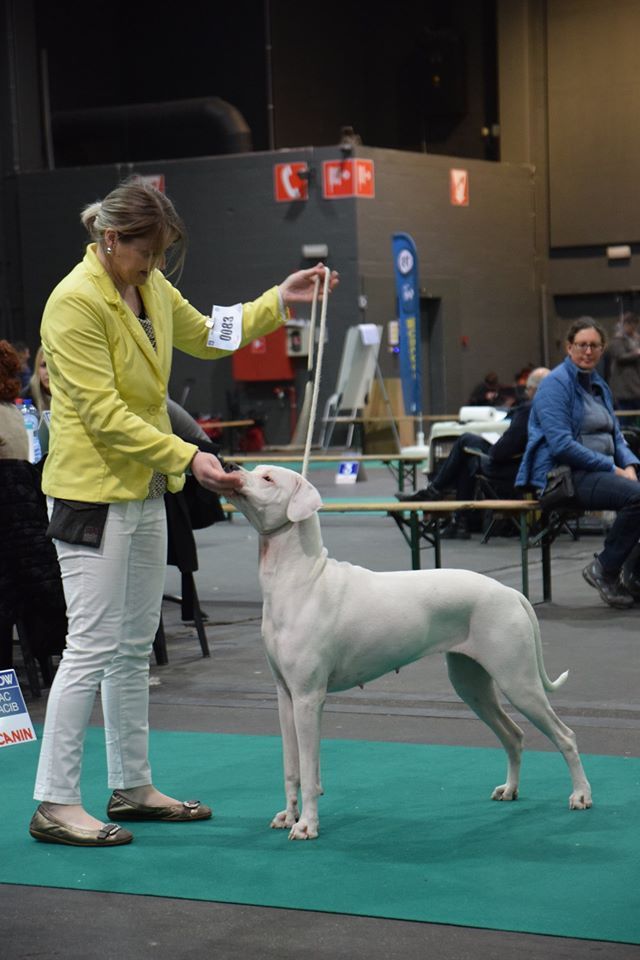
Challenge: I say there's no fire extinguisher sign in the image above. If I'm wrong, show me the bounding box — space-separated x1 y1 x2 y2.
450 169 469 206
322 159 375 199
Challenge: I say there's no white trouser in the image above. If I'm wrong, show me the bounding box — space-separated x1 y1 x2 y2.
34 498 167 804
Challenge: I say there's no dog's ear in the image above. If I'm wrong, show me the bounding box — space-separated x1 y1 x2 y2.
286 476 323 522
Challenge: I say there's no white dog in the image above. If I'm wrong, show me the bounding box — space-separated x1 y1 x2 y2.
227 465 592 840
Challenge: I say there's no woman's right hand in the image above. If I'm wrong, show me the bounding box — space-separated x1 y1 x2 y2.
190 451 243 493
279 263 339 306
615 464 638 481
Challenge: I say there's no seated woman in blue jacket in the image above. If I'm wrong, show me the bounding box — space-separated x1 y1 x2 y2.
516 318 640 609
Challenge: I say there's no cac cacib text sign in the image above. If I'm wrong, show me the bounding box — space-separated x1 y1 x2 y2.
0 669 36 748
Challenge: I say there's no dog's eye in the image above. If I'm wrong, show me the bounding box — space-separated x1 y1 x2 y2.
263 474 273 483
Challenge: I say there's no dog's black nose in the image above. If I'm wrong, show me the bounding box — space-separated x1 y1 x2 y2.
223 461 241 473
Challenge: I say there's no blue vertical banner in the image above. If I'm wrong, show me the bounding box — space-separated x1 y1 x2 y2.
391 232 423 417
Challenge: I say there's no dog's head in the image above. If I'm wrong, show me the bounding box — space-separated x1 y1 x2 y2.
225 465 323 534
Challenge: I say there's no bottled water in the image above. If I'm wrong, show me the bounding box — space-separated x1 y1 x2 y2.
21 400 42 463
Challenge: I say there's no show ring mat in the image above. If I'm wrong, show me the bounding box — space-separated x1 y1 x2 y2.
3 728 639 945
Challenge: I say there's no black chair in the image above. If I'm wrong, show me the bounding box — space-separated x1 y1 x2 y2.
152 479 226 666
153 489 209 665
1 620 52 698
621 425 640 457
0 459 66 696
464 447 523 541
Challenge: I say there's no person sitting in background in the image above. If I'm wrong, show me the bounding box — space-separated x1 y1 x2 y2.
513 364 535 405
21 346 52 414
606 311 640 412
11 340 32 391
399 367 550 539
0 340 29 461
517 318 640 609
467 371 512 408
167 396 215 450
0 340 66 673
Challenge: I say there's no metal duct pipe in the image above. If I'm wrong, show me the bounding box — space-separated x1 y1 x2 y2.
51 96 252 167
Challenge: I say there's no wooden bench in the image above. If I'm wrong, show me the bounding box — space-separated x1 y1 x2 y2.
198 418 255 454
222 498 557 601
227 453 427 493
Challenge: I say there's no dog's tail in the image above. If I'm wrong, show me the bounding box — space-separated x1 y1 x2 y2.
518 592 569 691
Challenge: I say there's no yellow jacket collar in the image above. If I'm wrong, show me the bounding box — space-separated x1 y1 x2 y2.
83 244 163 376
83 243 121 306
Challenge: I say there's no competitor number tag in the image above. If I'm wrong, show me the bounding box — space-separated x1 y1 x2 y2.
207 303 243 351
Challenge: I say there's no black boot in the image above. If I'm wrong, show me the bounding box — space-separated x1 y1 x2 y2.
583 556 634 608
395 483 442 502
440 513 471 540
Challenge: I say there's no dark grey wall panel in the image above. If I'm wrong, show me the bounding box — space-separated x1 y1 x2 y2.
17 165 122 333
550 291 633 369
148 149 359 427
16 150 359 436
356 147 538 410
16 145 538 435
547 0 640 248
549 247 640 297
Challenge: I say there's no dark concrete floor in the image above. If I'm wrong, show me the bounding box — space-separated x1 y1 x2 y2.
6 464 640 959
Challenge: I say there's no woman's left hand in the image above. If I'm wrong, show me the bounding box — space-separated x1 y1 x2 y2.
191 451 243 493
279 263 339 307
615 464 638 481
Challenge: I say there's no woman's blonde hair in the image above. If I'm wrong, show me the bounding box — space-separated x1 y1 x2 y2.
27 346 51 414
81 177 187 276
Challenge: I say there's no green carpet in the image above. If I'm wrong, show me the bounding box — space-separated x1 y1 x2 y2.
3 728 639 943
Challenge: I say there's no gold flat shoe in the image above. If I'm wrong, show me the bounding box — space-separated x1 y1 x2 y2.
106 791 212 822
29 805 133 846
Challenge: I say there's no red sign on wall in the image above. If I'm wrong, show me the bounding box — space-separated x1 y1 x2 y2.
322 159 375 199
450 169 469 206
323 160 354 198
134 173 165 193
274 162 309 202
355 159 375 197
232 327 294 382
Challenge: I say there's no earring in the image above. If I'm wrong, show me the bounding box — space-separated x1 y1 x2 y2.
106 245 113 254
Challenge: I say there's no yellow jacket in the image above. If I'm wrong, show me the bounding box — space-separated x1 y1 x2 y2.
41 244 284 502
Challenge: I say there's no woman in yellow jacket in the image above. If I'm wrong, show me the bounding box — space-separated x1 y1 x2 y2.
29 178 338 847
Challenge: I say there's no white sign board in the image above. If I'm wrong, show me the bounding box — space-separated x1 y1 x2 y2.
334 324 382 411
0 669 36 748
335 461 360 484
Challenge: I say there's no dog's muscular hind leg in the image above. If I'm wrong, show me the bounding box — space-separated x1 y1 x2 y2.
270 683 300 830
446 653 524 801
495 671 592 810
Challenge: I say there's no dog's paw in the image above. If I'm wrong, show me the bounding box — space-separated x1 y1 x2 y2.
288 819 318 840
569 791 593 810
491 783 519 801
270 810 298 829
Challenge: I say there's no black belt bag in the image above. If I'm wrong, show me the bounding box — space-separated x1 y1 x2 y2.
47 499 110 548
539 465 577 512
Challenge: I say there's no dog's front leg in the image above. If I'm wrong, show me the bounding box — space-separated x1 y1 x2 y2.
288 692 325 840
271 682 301 830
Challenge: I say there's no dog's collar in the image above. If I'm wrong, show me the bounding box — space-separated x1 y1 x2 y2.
259 519 294 537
